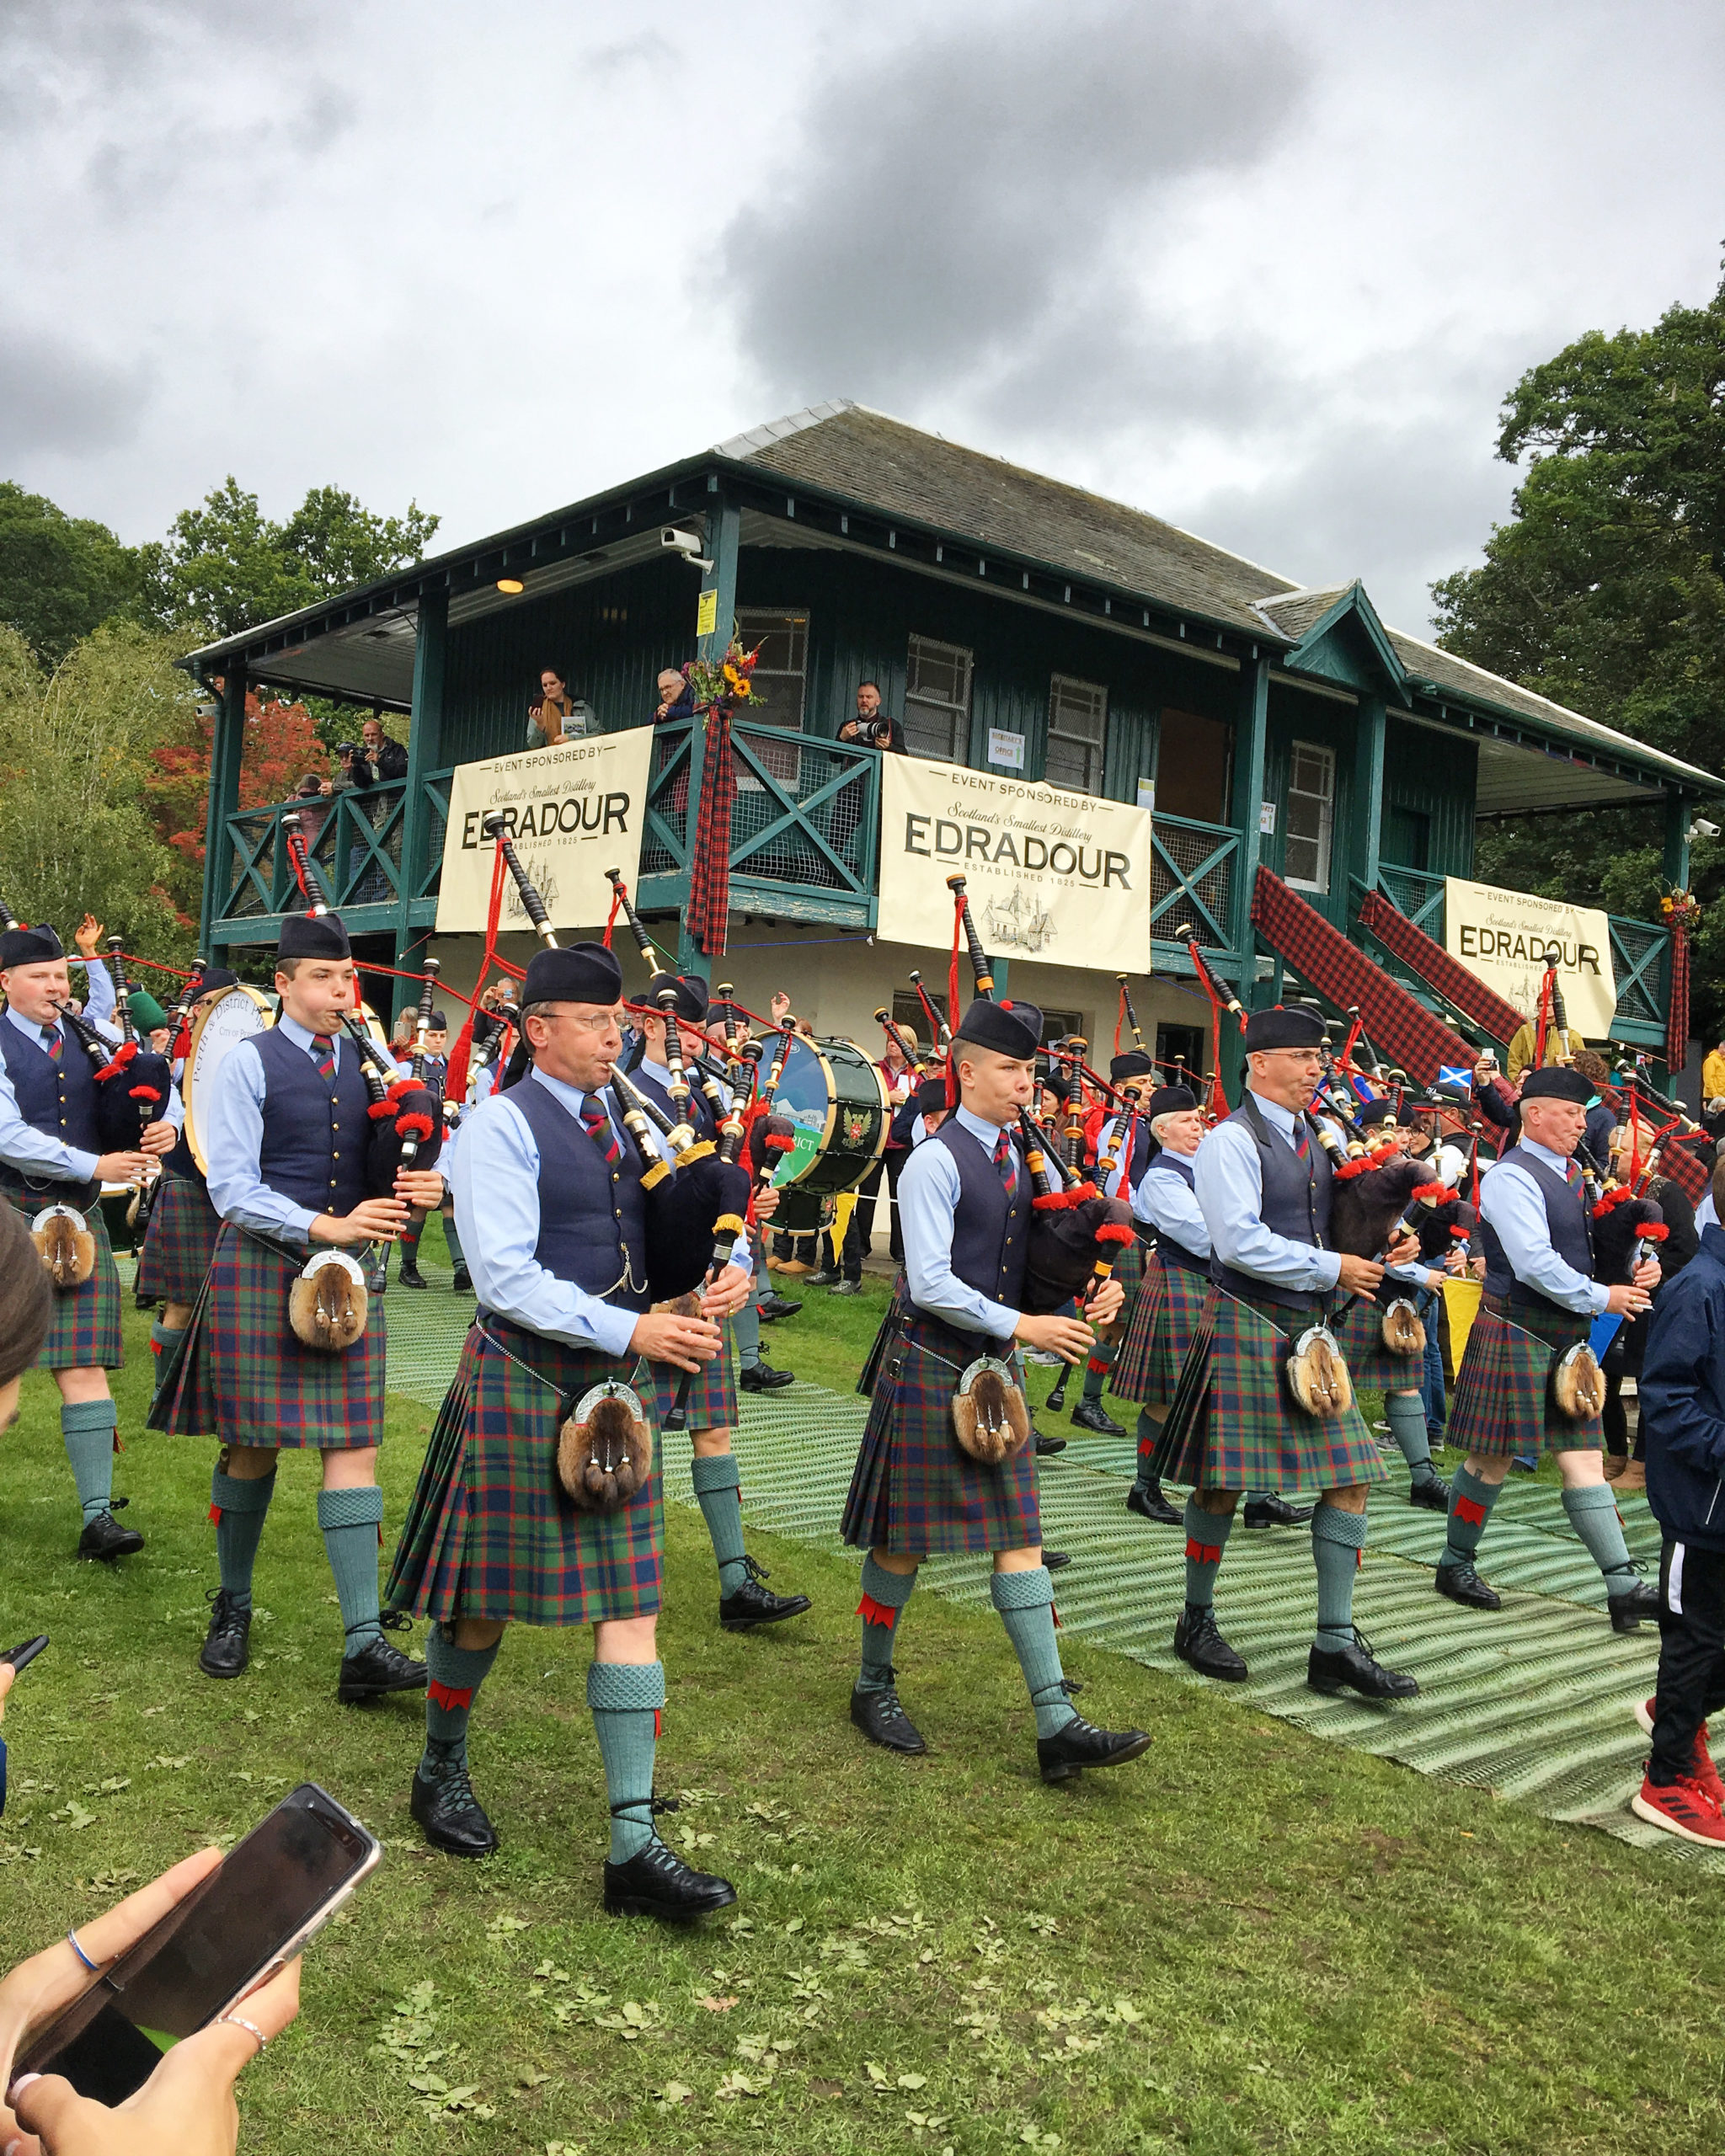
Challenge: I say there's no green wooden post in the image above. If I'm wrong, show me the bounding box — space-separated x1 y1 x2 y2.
395 590 448 1018
1220 654 1270 1099
681 488 740 973
1351 692 1386 905
199 669 248 952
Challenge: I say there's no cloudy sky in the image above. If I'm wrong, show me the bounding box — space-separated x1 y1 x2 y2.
3 0 1722 630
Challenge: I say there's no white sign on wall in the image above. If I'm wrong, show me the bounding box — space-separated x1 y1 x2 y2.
986 728 1026 770
1445 875 1618 1039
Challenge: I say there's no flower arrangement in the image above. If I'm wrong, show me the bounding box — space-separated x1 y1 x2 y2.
685 638 763 714
1659 887 1701 931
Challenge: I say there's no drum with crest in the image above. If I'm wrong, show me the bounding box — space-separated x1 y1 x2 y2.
180 982 275 1174
766 1035 890 1197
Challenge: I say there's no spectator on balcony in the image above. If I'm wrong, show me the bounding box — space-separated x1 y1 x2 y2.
837 680 905 755
526 667 592 749
654 667 697 723
335 715 409 791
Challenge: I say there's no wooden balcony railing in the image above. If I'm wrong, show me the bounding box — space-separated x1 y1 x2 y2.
218 782 408 924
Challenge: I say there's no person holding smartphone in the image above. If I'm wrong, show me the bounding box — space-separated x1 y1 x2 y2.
148 908 440 1707
386 941 740 1921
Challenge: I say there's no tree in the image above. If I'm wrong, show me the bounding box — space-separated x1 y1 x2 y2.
0 483 140 664
1433 266 1725 1040
136 478 440 642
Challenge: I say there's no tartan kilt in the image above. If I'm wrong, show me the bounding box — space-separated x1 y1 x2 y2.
386 1318 661 1627
1333 1292 1429 1396
1114 1255 1209 1406
643 1318 736 1433
147 1225 384 1449
135 1171 221 1304
2 1178 122 1371
857 1275 905 1398
1102 1234 1146 1323
1447 1297 1602 1458
1150 1288 1389 1496
841 1307 1041 1556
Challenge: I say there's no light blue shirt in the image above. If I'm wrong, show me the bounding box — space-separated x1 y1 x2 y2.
1135 1149 1211 1257
0 1003 181 1186
451 1067 641 1358
1194 1091 1343 1294
897 1102 1021 1341
1097 1114 1146 1203
204 1015 346 1244
1699 1190 1718 1235
1478 1138 1610 1316
78 960 117 1030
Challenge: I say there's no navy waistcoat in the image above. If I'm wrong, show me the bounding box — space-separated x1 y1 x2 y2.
1211 1094 1334 1312
1146 1152 1210 1273
252 1027 371 1215
504 1074 651 1315
1478 1145 1594 1315
0 1016 102 1196
921 1118 1030 1334
631 1064 718 1143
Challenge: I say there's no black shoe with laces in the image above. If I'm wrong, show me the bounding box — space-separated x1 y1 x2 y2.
397 1262 428 1289
718 1554 812 1631
757 1294 803 1321
803 1268 841 1288
77 1503 144 1562
1435 1559 1501 1610
1037 1712 1152 1784
1070 1399 1124 1437
1243 1494 1313 1529
604 1797 737 1919
338 1613 429 1703
411 1737 499 1857
451 1266 473 1294
198 1587 251 1678
1608 1579 1660 1633
1043 1550 1071 1572
1126 1480 1183 1526
740 1358 795 1393
829 1278 863 1296
1306 1628 1418 1700
1173 1603 1249 1682
850 1673 927 1755
1034 1431 1068 1457
1408 1474 1451 1512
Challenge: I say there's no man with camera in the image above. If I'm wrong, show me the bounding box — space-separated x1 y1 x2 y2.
333 716 409 792
837 680 905 755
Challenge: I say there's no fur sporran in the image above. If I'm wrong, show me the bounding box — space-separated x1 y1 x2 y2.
1551 1340 1605 1422
1380 1295 1427 1358
31 1203 95 1289
558 1381 654 1512
1284 1323 1354 1418
952 1355 1032 1465
287 1249 369 1353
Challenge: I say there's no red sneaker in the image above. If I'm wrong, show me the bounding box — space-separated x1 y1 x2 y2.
1632 1771 1725 1845
1632 1699 1725 1806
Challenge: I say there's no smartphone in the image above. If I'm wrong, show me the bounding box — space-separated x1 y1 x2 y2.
1 1636 48 1673
15 1783 379 2105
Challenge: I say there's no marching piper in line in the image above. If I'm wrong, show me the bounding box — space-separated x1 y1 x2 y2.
1151 1006 1420 1698
150 909 437 1704
387 941 742 1919
1071 1049 1157 1437
630 974 811 1632
1114 1082 1207 1528
0 921 175 1559
1437 1065 1661 1628
841 995 1151 1781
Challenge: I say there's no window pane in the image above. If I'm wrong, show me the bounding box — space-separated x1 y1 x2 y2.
735 610 808 734
1285 793 1322 842
905 634 972 762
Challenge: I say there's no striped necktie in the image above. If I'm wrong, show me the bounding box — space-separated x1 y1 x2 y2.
42 1025 61 1063
309 1036 337 1083
1564 1159 1582 1192
992 1129 1018 1200
1291 1118 1310 1161
580 1094 622 1167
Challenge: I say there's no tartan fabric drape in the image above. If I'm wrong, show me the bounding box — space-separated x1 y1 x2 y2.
1354 889 1526 1046
1666 914 1691 1075
1249 867 1476 1086
686 702 735 958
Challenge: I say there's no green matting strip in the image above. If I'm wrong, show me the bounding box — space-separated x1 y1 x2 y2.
379 1283 1710 1869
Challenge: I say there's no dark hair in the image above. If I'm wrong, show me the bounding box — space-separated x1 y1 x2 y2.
0 1200 52 1387
857 679 881 694
538 665 568 692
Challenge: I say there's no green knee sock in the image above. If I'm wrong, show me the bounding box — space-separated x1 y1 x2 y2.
1386 1390 1440 1486
991 1566 1077 1737
588 1660 665 1861
1183 1497 1231 1609
211 1466 275 1607
148 1318 184 1399
1081 1350 1111 1403
1133 1408 1162 1492
317 1486 384 1652
734 1298 761 1371
690 1454 749 1595
398 1224 421 1270
61 1400 115 1524
1311 1502 1368 1653
424 1626 500 1766
1444 1465 1500 1570
1562 1483 1637 1592
442 1213 467 1270
857 1554 916 1690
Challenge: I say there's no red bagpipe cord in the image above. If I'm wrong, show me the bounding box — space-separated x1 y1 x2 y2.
1667 915 1691 1075
1535 969 1554 1066
1185 942 1231 1120
686 700 736 958
444 841 515 1103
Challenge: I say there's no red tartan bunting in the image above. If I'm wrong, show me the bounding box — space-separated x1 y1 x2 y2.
1666 913 1691 1075
1354 890 1526 1046
686 702 735 958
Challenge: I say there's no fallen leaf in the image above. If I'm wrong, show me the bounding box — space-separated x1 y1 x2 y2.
700 1996 740 2014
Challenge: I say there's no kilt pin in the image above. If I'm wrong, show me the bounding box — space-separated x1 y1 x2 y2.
2 1175 123 1371
135 1169 222 1305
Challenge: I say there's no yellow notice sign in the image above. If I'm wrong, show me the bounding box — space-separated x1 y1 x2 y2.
696 587 718 638
1444 876 1617 1039
1443 1276 1482 1369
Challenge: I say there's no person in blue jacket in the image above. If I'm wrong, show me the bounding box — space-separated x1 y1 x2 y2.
1633 1180 1725 1845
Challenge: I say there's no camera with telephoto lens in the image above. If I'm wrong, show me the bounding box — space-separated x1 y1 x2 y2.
335 739 358 760
862 718 894 747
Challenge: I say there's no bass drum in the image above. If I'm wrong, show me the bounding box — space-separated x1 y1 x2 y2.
768 1036 890 1196
182 983 275 1175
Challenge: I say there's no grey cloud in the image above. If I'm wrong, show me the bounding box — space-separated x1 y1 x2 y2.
0 326 152 462
717 0 1310 408
587 31 676 77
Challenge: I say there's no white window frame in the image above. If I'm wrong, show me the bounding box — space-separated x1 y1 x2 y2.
1283 739 1335 894
904 634 973 762
1045 675 1108 794
734 609 808 733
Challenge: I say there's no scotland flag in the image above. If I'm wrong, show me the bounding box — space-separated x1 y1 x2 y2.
1437 1064 1475 1095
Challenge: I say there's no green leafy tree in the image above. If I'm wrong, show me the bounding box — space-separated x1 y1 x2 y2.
0 483 140 664
1433 266 1725 1042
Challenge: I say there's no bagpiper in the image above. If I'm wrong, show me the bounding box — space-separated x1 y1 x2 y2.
1113 1082 1208 1527
1437 1064 1660 1628
386 941 741 1920
840 995 1151 1781
149 908 435 1704
1150 1005 1420 1698
0 920 177 1558
1069 1049 1157 1436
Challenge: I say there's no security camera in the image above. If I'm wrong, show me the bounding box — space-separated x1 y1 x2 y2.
1688 818 1720 841
660 526 713 571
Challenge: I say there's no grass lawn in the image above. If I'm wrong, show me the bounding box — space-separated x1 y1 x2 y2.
2 1256 1719 2156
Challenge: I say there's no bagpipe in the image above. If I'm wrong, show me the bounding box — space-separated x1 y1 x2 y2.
1172 919 1242 1121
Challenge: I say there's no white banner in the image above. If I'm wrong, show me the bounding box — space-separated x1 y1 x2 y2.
435 733 654 935
878 759 1153 974
1444 875 1617 1039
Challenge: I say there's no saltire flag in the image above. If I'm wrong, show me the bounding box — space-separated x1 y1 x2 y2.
1437 1064 1475 1095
